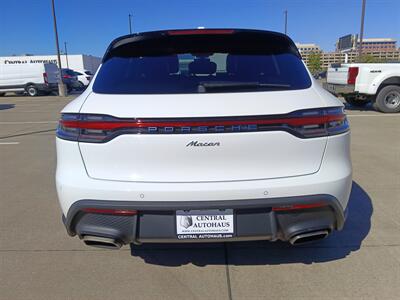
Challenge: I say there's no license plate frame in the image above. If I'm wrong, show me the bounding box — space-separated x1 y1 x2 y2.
176 209 234 240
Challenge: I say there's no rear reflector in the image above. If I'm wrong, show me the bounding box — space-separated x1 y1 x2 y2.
167 29 235 35
272 202 327 212
57 107 349 143
82 208 138 216
347 67 359 84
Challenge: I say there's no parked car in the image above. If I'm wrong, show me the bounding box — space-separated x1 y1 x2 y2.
314 70 327 80
0 63 58 96
61 68 79 92
325 63 400 113
56 29 352 249
74 70 94 89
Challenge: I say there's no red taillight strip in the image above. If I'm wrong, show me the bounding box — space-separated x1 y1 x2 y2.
60 115 345 130
347 67 359 84
167 29 235 35
81 208 138 216
272 202 327 212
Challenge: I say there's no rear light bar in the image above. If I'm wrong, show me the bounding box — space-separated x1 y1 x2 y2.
81 208 138 216
43 72 48 84
57 107 349 143
347 67 359 84
167 29 235 35
272 202 327 212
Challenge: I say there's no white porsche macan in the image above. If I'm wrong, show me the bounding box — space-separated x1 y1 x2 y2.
56 29 352 249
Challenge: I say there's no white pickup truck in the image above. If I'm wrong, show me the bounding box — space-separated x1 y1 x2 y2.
325 63 400 113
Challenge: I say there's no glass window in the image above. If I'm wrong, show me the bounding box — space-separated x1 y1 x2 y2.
93 33 311 94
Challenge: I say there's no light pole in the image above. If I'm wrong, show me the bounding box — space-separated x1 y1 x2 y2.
64 42 69 69
51 0 66 96
128 13 133 34
358 0 367 59
284 10 288 35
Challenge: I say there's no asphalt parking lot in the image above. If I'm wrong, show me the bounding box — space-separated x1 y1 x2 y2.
1 94 399 300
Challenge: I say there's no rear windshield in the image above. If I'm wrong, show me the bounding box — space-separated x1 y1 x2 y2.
63 69 76 76
93 32 311 94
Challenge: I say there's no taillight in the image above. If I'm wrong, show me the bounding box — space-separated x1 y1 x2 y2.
272 202 327 212
290 107 349 138
63 74 72 79
347 67 359 84
81 208 137 216
56 107 349 143
43 72 48 84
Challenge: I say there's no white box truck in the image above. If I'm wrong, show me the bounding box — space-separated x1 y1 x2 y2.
0 54 101 74
0 63 59 96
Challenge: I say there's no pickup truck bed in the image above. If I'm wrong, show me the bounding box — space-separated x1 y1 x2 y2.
325 63 400 113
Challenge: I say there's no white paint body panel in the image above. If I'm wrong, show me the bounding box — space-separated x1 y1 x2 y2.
80 88 324 117
80 132 327 182
77 88 328 182
56 132 352 216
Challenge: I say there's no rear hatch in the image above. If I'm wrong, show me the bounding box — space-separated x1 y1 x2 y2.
44 63 59 84
76 29 327 183
327 64 349 84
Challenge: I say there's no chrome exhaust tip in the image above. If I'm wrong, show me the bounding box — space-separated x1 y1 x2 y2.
289 230 329 245
83 235 122 250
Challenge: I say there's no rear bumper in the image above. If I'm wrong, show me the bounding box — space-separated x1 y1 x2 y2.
63 195 346 244
324 83 355 95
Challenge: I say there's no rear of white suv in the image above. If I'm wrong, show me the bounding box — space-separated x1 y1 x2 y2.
56 29 352 249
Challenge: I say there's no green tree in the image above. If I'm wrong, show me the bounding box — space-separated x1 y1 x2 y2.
356 54 390 63
308 52 322 75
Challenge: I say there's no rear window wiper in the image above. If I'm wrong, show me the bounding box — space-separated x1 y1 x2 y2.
198 81 291 92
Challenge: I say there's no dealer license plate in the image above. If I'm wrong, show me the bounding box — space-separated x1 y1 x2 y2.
176 209 234 239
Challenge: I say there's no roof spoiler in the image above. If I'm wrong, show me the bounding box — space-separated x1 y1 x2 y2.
101 28 299 63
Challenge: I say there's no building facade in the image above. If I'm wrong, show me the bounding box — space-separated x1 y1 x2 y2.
320 50 400 68
356 38 397 53
297 38 400 69
295 43 322 66
335 35 397 53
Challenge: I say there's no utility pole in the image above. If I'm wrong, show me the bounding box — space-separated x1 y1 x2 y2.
64 42 69 69
284 10 288 35
128 13 133 34
358 0 367 58
51 0 66 96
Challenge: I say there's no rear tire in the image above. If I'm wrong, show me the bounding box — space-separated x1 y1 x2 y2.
78 81 85 90
26 85 38 97
0 92 5 97
344 95 368 107
375 85 400 113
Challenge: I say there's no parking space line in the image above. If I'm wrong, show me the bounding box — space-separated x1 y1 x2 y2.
0 142 20 145
0 121 58 124
347 114 400 117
